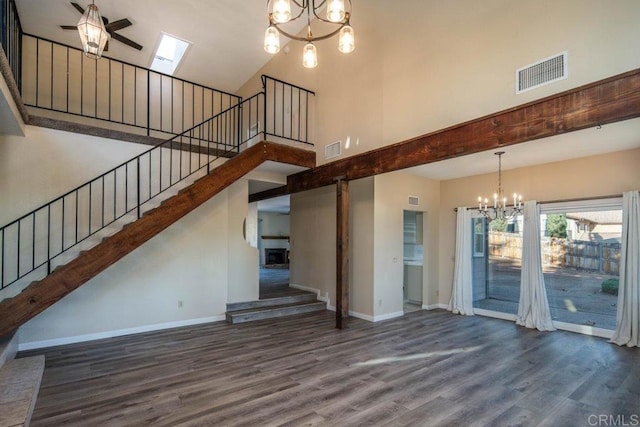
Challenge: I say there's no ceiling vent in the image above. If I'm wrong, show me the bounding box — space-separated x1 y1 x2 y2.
325 140 342 160
516 52 568 94
408 196 419 206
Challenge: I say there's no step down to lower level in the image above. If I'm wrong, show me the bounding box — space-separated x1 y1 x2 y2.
226 292 317 312
226 293 325 324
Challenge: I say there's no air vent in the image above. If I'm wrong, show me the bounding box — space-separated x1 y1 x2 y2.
325 140 342 160
516 52 568 94
408 196 419 206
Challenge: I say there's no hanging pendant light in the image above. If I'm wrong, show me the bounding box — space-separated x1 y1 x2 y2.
264 0 354 68
264 26 281 54
477 152 523 220
271 0 292 24
338 25 355 53
326 0 346 23
77 1 110 59
302 42 318 68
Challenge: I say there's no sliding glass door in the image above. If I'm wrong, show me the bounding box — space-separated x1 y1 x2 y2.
471 198 622 331
472 215 523 315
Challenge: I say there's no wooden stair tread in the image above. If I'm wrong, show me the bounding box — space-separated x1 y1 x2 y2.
225 300 326 324
227 300 325 315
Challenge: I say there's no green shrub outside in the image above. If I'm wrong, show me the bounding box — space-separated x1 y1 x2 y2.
601 278 619 296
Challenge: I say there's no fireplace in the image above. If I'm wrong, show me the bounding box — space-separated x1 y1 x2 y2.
265 248 288 265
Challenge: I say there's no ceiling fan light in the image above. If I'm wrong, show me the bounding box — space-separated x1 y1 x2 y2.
264 26 280 54
271 0 292 24
302 43 318 68
338 25 355 53
326 0 346 23
77 3 110 59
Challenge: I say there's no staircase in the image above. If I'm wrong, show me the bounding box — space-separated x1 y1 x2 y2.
226 291 326 324
0 142 315 338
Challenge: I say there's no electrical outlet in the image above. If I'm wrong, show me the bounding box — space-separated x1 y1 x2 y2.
178 300 183 308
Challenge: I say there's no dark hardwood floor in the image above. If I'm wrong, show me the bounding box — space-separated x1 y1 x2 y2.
20 310 639 426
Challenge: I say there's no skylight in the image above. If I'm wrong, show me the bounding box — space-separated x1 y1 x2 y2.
150 33 191 75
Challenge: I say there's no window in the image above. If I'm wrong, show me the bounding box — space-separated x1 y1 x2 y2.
150 33 191 75
472 216 523 315
473 218 485 257
471 197 622 331
541 200 622 331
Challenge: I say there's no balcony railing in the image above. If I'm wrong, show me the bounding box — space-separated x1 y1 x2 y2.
21 34 242 139
0 0 22 91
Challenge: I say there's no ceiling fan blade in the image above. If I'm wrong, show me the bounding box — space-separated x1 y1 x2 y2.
106 18 132 32
110 32 143 51
60 25 78 30
70 2 85 14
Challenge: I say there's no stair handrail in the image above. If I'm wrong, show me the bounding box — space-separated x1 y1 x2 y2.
0 92 264 290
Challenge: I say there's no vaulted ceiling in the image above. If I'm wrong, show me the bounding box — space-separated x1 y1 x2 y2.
12 0 640 184
15 0 295 93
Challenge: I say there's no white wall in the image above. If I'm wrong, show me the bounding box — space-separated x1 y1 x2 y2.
227 179 259 303
239 0 640 164
19 191 230 346
373 172 440 317
290 184 336 304
289 173 441 320
0 126 147 225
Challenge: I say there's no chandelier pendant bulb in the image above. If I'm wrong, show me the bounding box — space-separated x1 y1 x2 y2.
77 0 110 59
477 151 523 221
264 0 354 68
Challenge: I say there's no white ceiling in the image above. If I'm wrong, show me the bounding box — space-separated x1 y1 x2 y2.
15 0 294 93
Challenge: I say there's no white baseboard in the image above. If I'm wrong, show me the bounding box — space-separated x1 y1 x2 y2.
324 303 396 323
423 303 448 310
18 315 226 351
290 283 324 300
372 311 404 322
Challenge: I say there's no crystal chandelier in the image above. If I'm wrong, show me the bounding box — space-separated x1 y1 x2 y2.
477 151 523 220
77 1 110 59
264 0 355 68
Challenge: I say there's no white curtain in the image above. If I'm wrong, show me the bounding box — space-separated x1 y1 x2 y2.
611 190 640 347
516 200 556 331
448 207 474 315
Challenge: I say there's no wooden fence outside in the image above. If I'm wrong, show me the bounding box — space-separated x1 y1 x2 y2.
488 232 620 275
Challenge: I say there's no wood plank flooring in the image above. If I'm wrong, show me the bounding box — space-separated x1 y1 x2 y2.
19 310 640 426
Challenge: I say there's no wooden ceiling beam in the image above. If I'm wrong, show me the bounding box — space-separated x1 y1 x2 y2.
281 68 640 194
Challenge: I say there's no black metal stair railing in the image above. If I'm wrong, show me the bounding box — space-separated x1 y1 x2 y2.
0 92 265 292
0 0 317 292
21 34 242 139
0 0 21 92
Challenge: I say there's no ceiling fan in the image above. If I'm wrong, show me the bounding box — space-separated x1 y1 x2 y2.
60 2 143 52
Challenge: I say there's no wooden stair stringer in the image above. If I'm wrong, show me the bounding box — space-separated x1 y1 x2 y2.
0 142 315 337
